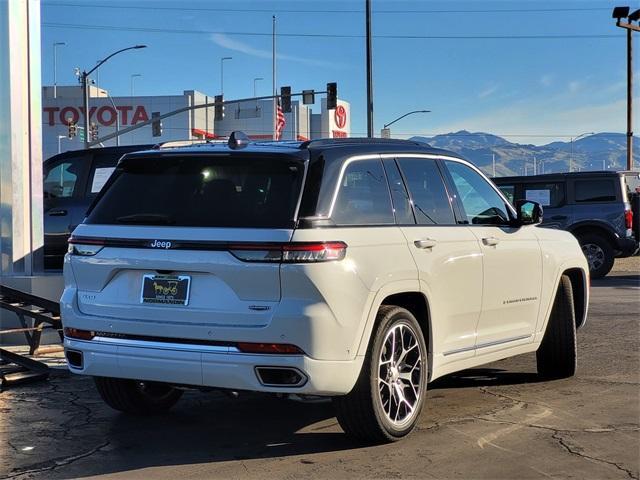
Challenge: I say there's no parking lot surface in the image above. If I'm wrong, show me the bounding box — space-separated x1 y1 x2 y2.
1 259 638 480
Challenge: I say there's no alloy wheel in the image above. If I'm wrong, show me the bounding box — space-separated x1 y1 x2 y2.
377 322 424 428
581 243 604 271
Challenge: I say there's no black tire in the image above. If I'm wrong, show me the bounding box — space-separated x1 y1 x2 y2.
332 305 428 443
536 275 577 379
94 377 183 414
578 232 614 279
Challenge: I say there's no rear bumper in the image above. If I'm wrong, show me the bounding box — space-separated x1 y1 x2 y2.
615 236 639 257
64 337 363 396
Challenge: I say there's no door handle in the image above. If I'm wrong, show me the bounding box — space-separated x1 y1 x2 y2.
482 236 500 246
414 238 437 249
48 209 68 216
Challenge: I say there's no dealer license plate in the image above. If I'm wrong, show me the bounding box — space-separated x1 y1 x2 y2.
141 274 191 305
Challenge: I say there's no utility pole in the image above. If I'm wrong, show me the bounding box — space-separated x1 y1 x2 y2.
492 153 496 177
272 16 277 140
130 73 142 97
613 6 639 170
365 0 374 137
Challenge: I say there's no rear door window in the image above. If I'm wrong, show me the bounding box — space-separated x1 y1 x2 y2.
383 159 415 224
574 179 616 203
331 159 394 225
43 155 89 200
87 153 123 197
87 155 305 228
524 182 565 207
397 158 455 225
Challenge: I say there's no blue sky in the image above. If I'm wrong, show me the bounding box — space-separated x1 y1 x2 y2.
41 0 639 144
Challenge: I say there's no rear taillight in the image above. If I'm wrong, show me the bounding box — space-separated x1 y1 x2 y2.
625 209 633 230
68 236 104 256
229 242 347 263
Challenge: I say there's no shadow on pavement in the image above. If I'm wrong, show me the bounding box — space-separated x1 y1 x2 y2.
21 367 546 479
591 274 640 289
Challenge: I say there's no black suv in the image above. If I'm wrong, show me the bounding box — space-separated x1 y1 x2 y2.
493 171 640 278
43 145 153 269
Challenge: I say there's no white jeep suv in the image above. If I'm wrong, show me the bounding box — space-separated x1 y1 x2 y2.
62 136 589 442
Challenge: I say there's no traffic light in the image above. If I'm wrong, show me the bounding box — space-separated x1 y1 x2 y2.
67 121 77 139
326 82 337 110
280 86 291 113
214 95 224 121
89 122 99 141
152 111 162 137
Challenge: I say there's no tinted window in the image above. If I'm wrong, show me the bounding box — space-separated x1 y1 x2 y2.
397 158 455 225
498 184 515 204
87 155 304 228
88 153 123 196
445 160 510 225
574 179 616 202
44 161 80 199
524 182 564 208
383 159 415 224
331 159 394 225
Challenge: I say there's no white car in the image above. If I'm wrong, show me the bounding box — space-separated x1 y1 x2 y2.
62 135 589 443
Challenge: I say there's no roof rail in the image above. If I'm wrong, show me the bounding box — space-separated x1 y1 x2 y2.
299 137 427 149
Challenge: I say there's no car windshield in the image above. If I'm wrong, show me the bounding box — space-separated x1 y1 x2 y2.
86 154 305 228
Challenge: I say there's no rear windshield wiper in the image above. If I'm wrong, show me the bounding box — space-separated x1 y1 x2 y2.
115 214 176 225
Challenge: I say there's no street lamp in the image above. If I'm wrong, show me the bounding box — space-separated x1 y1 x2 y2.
53 42 66 99
253 77 264 98
81 45 147 148
569 132 594 172
612 6 640 171
381 110 430 138
57 135 67 154
220 56 232 96
130 73 142 97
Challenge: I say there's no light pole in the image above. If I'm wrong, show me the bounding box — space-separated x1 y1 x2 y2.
220 56 232 96
612 6 639 170
382 110 430 138
53 42 66 99
569 132 594 172
81 45 146 149
253 77 264 98
365 0 373 137
130 73 142 97
57 135 66 154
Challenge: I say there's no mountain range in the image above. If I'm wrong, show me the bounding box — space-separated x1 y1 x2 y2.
408 131 639 177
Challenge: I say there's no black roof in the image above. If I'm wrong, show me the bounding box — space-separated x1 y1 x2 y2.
493 170 630 183
44 144 154 164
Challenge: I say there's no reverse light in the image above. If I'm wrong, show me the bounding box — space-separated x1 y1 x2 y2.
229 242 347 263
68 236 104 256
64 327 95 341
237 342 305 354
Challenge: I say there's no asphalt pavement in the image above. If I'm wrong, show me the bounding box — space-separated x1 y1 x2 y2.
1 260 638 480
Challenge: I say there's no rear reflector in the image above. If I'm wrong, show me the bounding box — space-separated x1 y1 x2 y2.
625 209 633 230
230 241 347 263
236 342 304 355
64 327 95 341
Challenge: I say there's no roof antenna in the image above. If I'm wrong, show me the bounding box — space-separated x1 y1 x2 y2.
228 131 251 150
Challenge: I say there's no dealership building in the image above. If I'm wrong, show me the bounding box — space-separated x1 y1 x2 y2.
42 86 351 159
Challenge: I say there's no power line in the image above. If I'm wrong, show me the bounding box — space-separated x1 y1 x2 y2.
42 2 611 14
42 22 618 40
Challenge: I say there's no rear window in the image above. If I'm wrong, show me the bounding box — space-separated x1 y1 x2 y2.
86 155 304 228
574 179 616 203
624 173 640 200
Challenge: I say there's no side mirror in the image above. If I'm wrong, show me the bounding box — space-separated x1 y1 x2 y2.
515 199 543 226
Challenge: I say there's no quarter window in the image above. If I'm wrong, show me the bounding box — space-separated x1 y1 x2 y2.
444 160 510 225
332 159 394 225
574 179 616 203
397 158 455 225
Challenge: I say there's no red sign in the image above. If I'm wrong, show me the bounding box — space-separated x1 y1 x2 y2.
43 105 149 127
334 105 347 129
